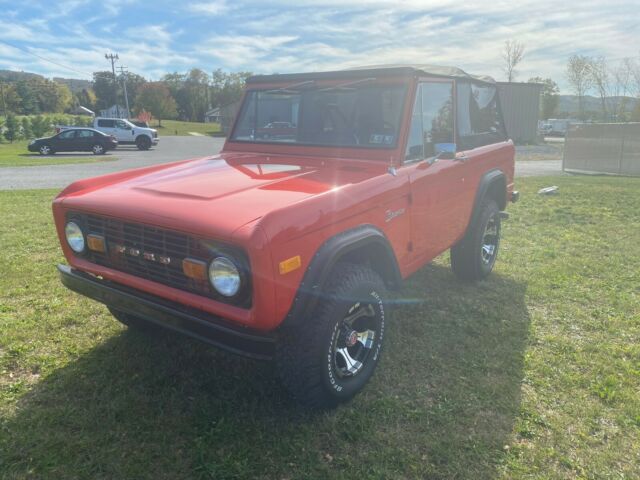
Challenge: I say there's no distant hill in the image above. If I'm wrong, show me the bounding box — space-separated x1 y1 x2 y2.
558 94 638 116
0 70 91 93
0 70 45 82
53 77 92 93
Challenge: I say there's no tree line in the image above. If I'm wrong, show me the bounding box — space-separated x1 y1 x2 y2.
501 40 640 121
566 54 640 121
0 68 251 123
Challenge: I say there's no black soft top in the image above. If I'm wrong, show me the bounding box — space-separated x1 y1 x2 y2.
246 64 496 85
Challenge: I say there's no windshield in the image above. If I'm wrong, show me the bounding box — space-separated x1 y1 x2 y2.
231 83 406 148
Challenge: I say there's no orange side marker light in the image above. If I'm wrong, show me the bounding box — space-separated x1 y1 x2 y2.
182 258 208 280
279 255 301 275
87 234 106 253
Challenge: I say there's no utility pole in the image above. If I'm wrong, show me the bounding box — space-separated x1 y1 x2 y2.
118 65 130 118
104 53 119 117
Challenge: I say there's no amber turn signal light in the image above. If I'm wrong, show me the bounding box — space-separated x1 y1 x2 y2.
86 234 106 253
182 258 208 280
279 255 301 275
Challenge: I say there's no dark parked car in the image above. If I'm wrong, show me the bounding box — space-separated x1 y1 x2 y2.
28 129 118 155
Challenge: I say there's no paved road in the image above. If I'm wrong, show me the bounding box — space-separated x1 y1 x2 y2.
0 136 225 190
515 160 562 177
0 136 562 190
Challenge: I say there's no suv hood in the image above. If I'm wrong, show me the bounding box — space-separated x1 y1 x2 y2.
60 152 385 239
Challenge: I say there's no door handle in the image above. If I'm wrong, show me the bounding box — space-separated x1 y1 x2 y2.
454 153 469 163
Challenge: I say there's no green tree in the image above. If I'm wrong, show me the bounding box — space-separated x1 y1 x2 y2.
161 69 211 121
15 81 38 114
31 115 49 137
4 113 19 142
529 77 560 119
2 83 22 113
75 88 97 111
93 71 117 110
134 82 178 126
21 117 33 139
210 69 252 109
121 72 147 106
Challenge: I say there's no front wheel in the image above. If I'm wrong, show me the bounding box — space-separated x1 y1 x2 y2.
39 144 54 155
276 263 388 408
136 136 151 150
91 143 105 155
451 199 501 282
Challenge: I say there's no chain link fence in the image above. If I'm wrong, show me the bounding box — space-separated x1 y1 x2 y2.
563 123 640 176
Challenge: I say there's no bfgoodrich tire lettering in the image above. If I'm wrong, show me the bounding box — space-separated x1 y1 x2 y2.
276 263 387 408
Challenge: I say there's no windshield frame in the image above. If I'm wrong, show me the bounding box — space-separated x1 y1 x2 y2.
228 81 409 151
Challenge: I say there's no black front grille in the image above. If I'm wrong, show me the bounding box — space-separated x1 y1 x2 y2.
71 213 253 305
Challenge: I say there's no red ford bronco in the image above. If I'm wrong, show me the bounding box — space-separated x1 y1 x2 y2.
53 65 518 408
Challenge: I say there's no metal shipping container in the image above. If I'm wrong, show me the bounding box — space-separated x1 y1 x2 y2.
497 82 542 144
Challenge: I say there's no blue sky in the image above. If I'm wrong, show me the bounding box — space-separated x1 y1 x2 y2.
0 0 638 92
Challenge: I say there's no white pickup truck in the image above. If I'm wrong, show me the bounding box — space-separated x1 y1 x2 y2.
57 118 159 150
93 118 158 150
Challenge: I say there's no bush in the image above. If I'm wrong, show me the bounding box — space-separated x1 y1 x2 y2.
21 117 33 139
31 115 50 138
4 113 19 143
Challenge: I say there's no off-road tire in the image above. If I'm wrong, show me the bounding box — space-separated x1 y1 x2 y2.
451 198 501 282
108 307 157 332
276 263 388 409
136 136 151 150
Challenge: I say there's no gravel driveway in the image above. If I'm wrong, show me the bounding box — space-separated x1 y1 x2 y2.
0 136 225 190
515 160 562 177
1 137 563 190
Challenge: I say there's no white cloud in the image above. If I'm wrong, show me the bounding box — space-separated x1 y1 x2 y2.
1 0 639 92
187 1 227 16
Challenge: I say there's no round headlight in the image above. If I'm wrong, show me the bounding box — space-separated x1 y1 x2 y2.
65 221 85 253
209 256 241 297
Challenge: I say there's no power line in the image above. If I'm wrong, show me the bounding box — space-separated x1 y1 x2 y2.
0 39 94 79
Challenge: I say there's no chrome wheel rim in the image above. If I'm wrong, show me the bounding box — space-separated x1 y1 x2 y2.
481 214 500 265
93 145 103 154
40 145 50 154
332 301 378 378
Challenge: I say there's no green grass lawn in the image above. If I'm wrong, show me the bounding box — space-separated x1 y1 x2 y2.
0 141 117 167
153 120 222 136
0 176 638 479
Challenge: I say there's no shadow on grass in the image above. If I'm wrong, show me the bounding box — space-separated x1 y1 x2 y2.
2 263 530 479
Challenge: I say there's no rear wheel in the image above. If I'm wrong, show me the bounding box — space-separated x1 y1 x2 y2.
136 136 151 150
451 199 501 282
39 144 54 155
91 143 105 155
276 263 388 408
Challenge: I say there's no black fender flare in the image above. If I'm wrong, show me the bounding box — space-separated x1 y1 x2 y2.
281 225 402 328
467 169 507 230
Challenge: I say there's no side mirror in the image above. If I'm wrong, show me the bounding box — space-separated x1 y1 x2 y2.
434 143 456 160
